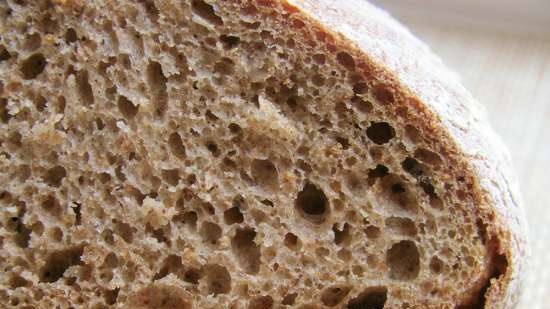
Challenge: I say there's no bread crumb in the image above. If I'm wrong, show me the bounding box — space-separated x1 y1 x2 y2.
29 114 66 147
244 95 298 141
141 197 176 229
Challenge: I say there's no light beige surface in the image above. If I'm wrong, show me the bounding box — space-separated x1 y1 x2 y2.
369 0 550 34
389 18 550 309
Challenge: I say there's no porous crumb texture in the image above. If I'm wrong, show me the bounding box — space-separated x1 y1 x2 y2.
0 1 506 308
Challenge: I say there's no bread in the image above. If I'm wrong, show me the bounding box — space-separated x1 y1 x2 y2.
0 0 527 308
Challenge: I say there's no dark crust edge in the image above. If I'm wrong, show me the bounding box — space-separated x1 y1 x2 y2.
277 0 528 308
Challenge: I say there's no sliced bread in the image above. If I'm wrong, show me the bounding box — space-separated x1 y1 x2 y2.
0 1 527 308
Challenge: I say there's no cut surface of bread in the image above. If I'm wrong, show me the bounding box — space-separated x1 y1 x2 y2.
0 1 527 309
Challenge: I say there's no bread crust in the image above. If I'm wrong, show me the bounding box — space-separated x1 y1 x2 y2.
286 1 528 308
0 0 527 308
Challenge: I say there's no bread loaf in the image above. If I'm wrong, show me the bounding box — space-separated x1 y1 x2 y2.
0 0 527 308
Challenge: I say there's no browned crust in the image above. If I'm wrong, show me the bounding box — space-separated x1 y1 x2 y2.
282 0 528 308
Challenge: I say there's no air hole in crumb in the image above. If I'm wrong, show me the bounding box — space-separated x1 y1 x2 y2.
366 255 380 269
8 131 22 147
312 53 326 65
199 221 222 245
147 223 169 245
385 217 417 236
103 253 118 268
297 160 312 174
205 109 218 122
231 228 261 274
0 190 13 202
24 32 42 51
353 82 368 94
228 123 242 134
224 206 244 225
335 136 350 150
41 195 61 215
248 295 274 309
430 256 444 274
415 148 443 166
104 288 120 305
321 285 351 307
72 202 82 225
366 122 395 145
168 132 186 159
191 0 223 25
261 199 274 207
39 245 84 282
140 0 160 22
380 175 418 213
284 232 299 250
102 229 114 245
335 102 350 118
161 169 180 186
295 182 329 224
345 157 358 167
430 195 444 210
153 254 182 281
0 45 11 62
420 181 435 196
51 226 64 242
214 57 235 75
127 186 145 204
336 52 355 70
204 264 231 295
391 183 404 193
128 284 191 309
8 274 29 288
372 85 394 105
347 286 387 309
365 225 381 239
202 202 216 215
286 38 295 48
99 172 111 184
251 159 279 191
282 292 298 305
13 220 31 248
292 18 306 28
20 53 47 79
333 223 351 246
368 164 389 184
119 53 132 69
1 98 11 123
9 297 19 306
32 94 47 112
206 141 220 157
316 246 330 258
179 211 198 229
219 34 240 49
336 248 351 261
183 267 202 284
95 117 105 130
65 28 77 43
346 172 363 192
402 157 424 177
387 240 420 280
118 95 138 119
114 220 134 243
146 61 168 117
76 70 94 105
404 125 421 143
311 74 325 87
